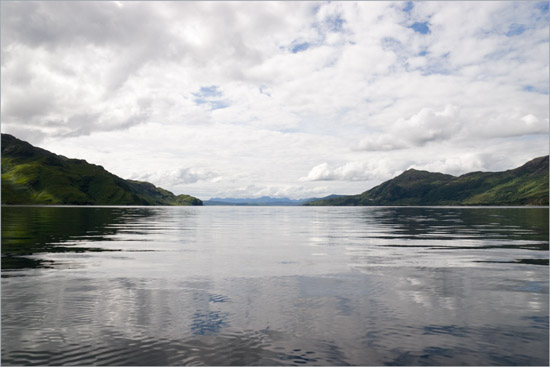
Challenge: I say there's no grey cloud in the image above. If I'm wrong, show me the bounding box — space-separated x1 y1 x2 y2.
132 167 222 186
0 125 49 145
357 105 461 151
399 104 460 145
55 113 101 138
1 89 54 121
473 114 549 139
2 2 186 92
173 167 220 185
1 51 35 86
1 2 158 49
356 135 409 151
1 2 173 138
1 1 317 139
52 111 150 138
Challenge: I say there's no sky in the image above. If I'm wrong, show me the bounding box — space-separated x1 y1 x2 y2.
1 1 548 200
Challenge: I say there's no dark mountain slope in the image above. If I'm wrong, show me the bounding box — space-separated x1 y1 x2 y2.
1 134 202 205
306 156 549 206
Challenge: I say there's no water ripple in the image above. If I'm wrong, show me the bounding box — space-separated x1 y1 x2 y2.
2 206 548 365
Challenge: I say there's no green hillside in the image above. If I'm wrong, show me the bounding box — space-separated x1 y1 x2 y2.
1 134 202 206
306 156 549 206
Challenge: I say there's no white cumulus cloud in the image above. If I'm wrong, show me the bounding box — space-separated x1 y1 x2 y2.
300 161 394 182
357 104 461 151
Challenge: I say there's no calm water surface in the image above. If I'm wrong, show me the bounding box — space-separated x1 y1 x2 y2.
2 206 548 365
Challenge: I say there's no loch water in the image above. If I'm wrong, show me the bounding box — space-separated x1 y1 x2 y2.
1 206 548 366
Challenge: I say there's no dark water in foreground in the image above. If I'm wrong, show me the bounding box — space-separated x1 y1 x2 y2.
2 206 548 366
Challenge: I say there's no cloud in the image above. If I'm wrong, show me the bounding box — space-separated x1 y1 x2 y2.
522 114 539 126
300 161 394 182
300 163 335 181
131 167 222 186
193 86 230 110
473 112 549 139
2 88 54 121
213 184 329 200
0 41 154 141
399 104 461 145
0 1 323 139
3 2 546 141
357 104 461 151
409 153 488 176
356 135 409 151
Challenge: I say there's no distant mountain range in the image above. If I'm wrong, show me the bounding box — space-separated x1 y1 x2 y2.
1 134 202 205
306 156 549 206
204 195 343 206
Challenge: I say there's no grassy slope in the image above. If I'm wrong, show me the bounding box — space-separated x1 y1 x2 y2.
1 134 202 205
306 156 549 206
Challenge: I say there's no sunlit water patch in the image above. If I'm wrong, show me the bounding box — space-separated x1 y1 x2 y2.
2 206 548 365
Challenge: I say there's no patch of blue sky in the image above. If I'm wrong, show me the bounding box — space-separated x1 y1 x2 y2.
418 50 428 57
420 66 451 76
312 2 345 33
506 23 526 37
485 47 515 62
194 98 208 105
192 85 229 110
194 85 222 98
535 1 549 14
381 37 403 52
208 100 229 110
414 54 452 76
410 21 430 34
312 3 322 17
193 99 229 110
291 42 310 53
523 85 549 95
403 2 414 13
380 37 410 66
530 2 549 23
325 14 345 32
